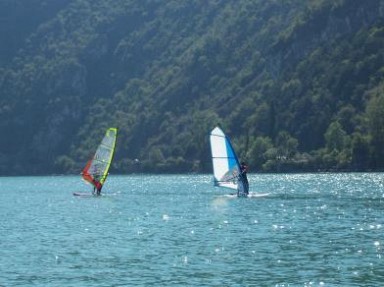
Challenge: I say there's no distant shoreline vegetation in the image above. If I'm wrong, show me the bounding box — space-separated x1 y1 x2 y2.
5 154 384 176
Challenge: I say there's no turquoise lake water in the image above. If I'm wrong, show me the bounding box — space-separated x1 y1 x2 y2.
0 173 383 286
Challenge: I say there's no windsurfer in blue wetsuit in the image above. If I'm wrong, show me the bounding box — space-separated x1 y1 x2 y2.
240 162 249 196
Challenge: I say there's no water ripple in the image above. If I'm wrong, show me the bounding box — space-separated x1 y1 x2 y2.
0 173 384 286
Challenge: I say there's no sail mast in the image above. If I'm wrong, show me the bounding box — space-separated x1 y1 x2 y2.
210 126 249 196
81 127 118 190
210 127 240 190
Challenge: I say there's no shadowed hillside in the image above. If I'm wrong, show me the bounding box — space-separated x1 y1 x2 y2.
1 0 384 175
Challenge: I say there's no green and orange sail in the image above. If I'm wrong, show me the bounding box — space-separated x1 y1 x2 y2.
82 128 118 191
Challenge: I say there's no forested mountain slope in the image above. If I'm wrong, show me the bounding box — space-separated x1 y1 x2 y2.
1 0 384 175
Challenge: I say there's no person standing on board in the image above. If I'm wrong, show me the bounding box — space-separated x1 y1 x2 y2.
95 181 102 196
92 172 102 196
240 161 249 196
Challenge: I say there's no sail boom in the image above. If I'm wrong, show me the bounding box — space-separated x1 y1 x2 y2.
210 127 241 188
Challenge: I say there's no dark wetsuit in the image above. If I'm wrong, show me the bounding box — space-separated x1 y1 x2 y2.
239 163 249 196
92 176 102 196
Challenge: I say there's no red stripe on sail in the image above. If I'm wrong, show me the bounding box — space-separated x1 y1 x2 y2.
81 159 103 190
82 160 95 186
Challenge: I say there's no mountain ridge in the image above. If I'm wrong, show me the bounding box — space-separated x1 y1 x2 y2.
1 0 384 175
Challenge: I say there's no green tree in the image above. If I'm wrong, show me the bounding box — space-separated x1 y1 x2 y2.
324 121 348 152
366 91 384 167
351 132 371 169
275 131 299 159
248 136 273 170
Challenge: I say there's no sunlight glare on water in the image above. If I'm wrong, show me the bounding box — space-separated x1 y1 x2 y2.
0 173 383 286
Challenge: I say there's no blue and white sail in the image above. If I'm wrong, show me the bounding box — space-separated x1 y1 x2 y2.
209 127 248 196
